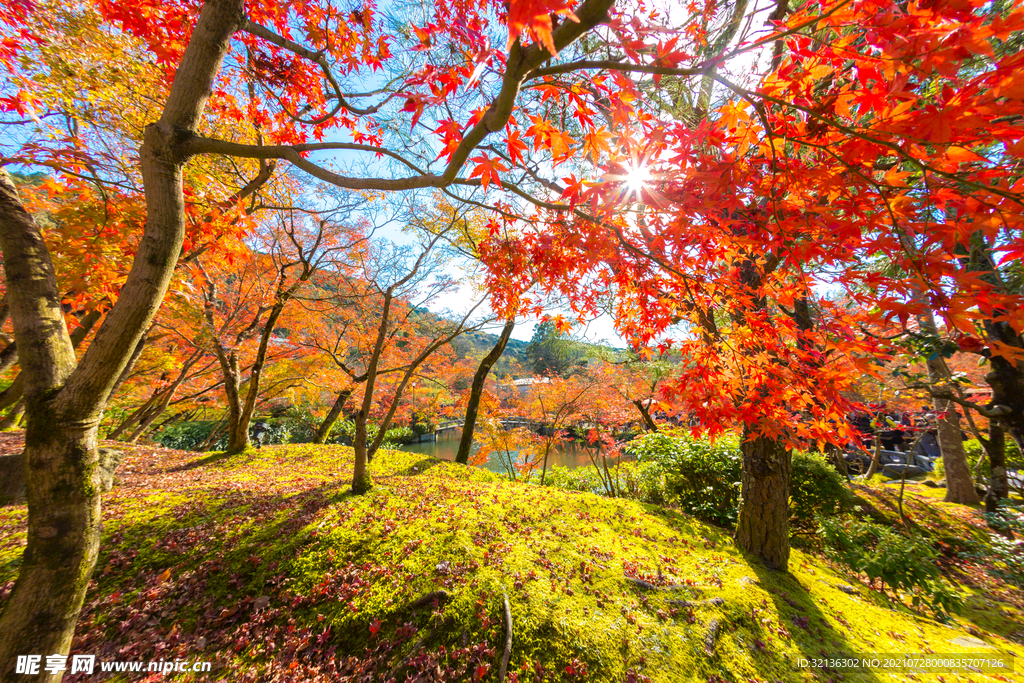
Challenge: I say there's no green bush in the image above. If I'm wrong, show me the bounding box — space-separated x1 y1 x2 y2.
152 418 412 451
154 418 306 451
790 451 853 531
625 431 850 530
327 420 416 447
614 460 668 504
963 501 1024 589
533 465 605 493
626 431 742 527
962 439 1023 493
819 515 962 618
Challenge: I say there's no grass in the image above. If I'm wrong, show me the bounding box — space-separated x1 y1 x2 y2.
1 442 1022 682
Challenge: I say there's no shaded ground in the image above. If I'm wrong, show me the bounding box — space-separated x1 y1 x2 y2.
1 435 1022 682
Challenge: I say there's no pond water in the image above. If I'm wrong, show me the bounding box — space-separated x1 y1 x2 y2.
399 427 605 474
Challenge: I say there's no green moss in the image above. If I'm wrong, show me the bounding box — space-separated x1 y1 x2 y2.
1 443 1022 682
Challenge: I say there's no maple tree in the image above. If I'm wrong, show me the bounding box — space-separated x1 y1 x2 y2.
1 0 1023 672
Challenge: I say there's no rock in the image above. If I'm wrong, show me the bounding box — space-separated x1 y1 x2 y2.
937 480 947 488
704 618 720 657
98 448 125 492
950 635 994 649
254 596 271 610
668 597 725 609
835 584 859 595
738 576 758 587
922 479 938 488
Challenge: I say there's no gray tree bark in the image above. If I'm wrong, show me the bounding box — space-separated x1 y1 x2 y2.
456 319 514 464
0 0 243 676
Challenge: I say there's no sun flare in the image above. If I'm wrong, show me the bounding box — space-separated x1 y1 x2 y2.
624 163 651 194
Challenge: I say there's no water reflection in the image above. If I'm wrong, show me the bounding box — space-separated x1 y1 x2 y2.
398 427 602 474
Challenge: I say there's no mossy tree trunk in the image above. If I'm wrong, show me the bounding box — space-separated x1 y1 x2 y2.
351 287 394 493
0 0 244 675
456 319 514 465
734 429 791 571
314 388 354 444
984 421 1009 514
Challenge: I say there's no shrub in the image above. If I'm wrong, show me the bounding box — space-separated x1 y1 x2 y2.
154 418 314 450
790 451 853 531
818 516 962 618
627 431 742 527
961 439 1023 494
614 460 668 504
327 420 415 447
153 421 219 451
962 501 1024 589
532 465 605 493
625 431 850 530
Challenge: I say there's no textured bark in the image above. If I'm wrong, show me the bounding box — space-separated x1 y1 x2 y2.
314 388 353 444
456 319 515 465
916 307 979 504
734 429 791 571
984 421 1009 514
935 396 979 505
0 0 243 675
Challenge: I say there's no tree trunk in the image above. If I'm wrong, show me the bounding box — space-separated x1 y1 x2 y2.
935 396 979 504
351 288 394 493
0 0 244 672
314 388 353 444
456 319 514 464
917 306 978 504
218 351 248 454
735 429 791 571
0 407 102 679
232 298 290 453
985 421 1009 514
0 172 99 680
105 328 149 404
631 399 658 432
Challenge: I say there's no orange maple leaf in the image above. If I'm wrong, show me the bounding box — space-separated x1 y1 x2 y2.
506 0 580 56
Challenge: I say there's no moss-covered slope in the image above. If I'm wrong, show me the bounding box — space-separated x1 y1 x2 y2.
1 443 1021 682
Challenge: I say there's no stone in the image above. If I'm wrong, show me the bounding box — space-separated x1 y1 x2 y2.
950 636 995 649
835 584 859 595
704 618 720 657
98 448 125 492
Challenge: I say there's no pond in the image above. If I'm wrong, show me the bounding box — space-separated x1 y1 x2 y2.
399 427 608 474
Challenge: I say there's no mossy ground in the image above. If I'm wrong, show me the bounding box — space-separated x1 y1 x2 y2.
1 441 1022 682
